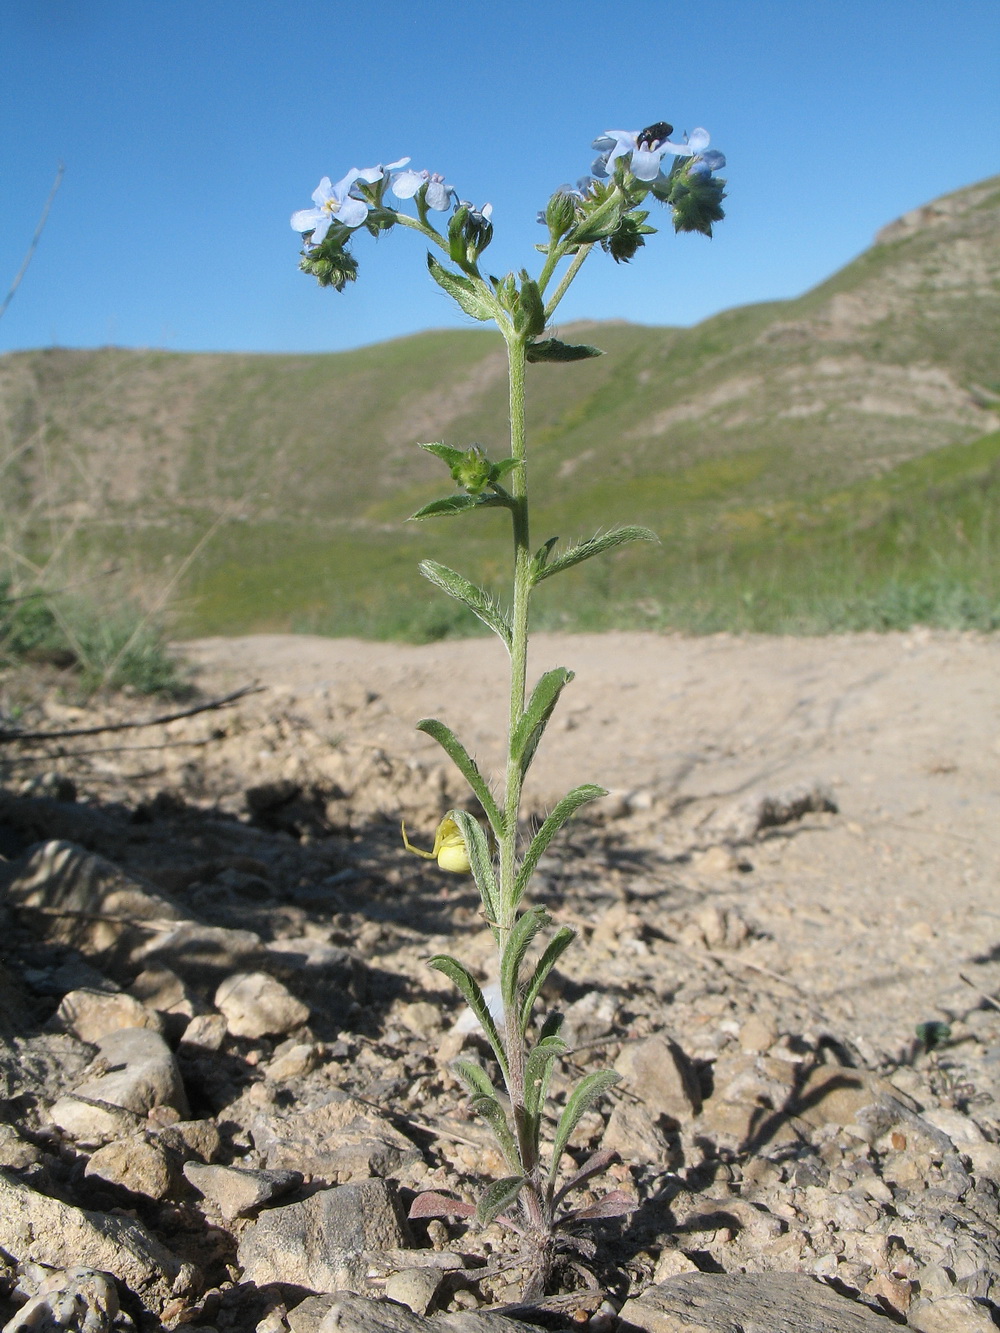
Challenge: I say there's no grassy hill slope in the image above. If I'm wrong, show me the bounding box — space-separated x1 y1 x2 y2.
1 175 998 639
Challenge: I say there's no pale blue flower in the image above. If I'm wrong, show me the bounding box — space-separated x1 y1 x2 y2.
291 166 386 241
391 167 455 211
688 149 727 178
592 126 712 181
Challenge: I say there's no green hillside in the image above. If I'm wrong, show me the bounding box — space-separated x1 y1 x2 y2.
1 175 998 640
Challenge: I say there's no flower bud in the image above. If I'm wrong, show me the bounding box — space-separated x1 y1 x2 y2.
402 816 471 874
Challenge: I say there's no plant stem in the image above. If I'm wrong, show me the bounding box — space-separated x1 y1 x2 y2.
497 330 548 1233
543 244 593 321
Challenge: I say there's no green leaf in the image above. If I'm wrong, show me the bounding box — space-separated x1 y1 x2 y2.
409 495 481 520
419 442 468 468
449 808 499 924
515 273 546 338
500 905 551 1018
489 457 518 482
470 1093 521 1171
418 561 512 649
525 339 604 363
510 667 574 779
453 1058 498 1101
428 955 507 1075
532 526 658 585
519 926 576 1033
426 254 494 320
476 1175 527 1227
514 785 607 904
415 719 503 836
549 1068 621 1185
524 1033 568 1122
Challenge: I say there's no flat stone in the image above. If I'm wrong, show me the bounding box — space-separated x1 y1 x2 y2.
72 1026 189 1118
908 1294 998 1332
614 1034 701 1124
0 1168 184 1316
2 840 185 977
384 1268 444 1315
215 971 309 1039
134 921 266 985
310 1293 537 1333
55 987 165 1042
48 1096 143 1148
183 1161 303 1220
85 1132 176 1200
237 1178 409 1293
251 1091 421 1183
152 1118 222 1164
620 1273 897 1332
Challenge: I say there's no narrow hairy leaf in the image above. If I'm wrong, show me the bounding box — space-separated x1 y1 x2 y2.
426 254 494 320
428 955 507 1075
416 719 503 834
453 1058 498 1102
500 905 551 1017
449 808 499 924
552 1147 619 1209
476 1175 527 1227
532 526 658 584
514 785 607 903
409 1191 476 1220
470 1093 521 1170
549 1068 620 1183
419 561 512 650
524 1034 568 1122
525 339 604 363
409 495 481 520
510 667 573 779
519 926 575 1033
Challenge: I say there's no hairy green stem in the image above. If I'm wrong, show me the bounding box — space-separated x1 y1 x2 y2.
543 243 593 320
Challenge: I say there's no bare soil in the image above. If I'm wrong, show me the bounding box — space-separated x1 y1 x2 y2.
184 627 1000 1064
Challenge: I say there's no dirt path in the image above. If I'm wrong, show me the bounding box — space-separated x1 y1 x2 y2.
186 628 1000 1060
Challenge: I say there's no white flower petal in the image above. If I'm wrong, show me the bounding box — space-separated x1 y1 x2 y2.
687 127 711 153
385 157 410 170
337 197 369 229
354 164 385 184
310 177 333 207
391 169 424 199
291 207 323 232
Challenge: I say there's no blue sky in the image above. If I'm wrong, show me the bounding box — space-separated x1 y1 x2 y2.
1 0 998 356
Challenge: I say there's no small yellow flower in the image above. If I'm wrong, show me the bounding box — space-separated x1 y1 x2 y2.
401 815 471 874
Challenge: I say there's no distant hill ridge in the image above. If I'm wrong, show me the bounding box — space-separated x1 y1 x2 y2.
1 174 998 638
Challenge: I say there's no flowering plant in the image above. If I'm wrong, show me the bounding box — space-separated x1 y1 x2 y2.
292 123 726 1298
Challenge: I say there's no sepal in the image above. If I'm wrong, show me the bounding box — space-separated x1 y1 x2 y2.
526 339 604 363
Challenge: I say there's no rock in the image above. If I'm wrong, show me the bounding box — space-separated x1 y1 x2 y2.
908 1294 998 1332
128 966 201 1019
384 1268 444 1315
705 781 837 844
614 1035 702 1124
287 1296 338 1333
308 1292 537 1333
54 988 165 1042
134 922 266 986
2 840 185 975
5 1262 120 1332
48 1097 143 1148
85 1132 177 1200
0 1169 184 1316
251 1091 421 1183
603 1100 673 1165
152 1118 221 1164
0 1124 43 1172
179 1013 228 1052
183 1162 303 1220
236 1178 409 1293
71 1027 189 1119
215 972 309 1039
620 1272 896 1332
264 1041 319 1081
652 1250 701 1283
